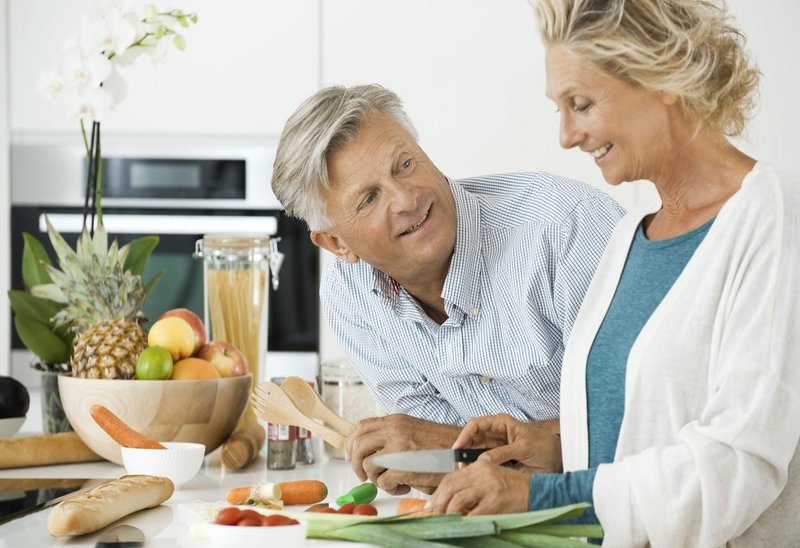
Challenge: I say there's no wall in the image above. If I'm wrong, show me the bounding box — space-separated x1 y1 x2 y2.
1 1 10 375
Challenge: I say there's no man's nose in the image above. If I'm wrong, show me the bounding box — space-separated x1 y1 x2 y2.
386 179 418 213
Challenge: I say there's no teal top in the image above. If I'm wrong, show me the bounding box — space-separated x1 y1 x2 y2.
528 218 714 525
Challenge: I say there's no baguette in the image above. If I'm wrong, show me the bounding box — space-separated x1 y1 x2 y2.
47 475 174 537
0 432 101 469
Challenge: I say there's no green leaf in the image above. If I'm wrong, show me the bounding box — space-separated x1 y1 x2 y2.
30 283 69 304
122 235 159 276
154 25 167 39
173 33 186 50
189 13 198 23
446 537 522 548
498 532 591 547
177 15 189 27
326 524 450 547
21 233 54 287
144 269 165 296
7 290 64 325
13 315 71 364
518 524 603 539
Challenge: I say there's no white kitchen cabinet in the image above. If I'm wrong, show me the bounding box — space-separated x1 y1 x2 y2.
1 4 10 376
8 0 319 136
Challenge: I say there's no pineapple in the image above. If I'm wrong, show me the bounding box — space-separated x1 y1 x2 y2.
31 218 148 379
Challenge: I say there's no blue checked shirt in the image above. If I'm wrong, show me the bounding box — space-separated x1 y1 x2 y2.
322 172 624 424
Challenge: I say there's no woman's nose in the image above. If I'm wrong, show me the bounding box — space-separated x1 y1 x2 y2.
559 113 583 149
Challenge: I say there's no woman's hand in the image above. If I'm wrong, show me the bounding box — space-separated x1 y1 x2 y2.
454 414 562 473
427 460 530 515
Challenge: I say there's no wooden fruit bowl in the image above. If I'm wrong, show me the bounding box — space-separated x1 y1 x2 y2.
58 374 252 465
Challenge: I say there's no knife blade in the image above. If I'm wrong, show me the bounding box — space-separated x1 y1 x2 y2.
372 448 494 473
95 524 145 548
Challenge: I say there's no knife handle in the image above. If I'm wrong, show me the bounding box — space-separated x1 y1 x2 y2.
455 448 519 467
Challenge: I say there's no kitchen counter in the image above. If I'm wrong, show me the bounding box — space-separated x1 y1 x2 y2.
0 437 412 547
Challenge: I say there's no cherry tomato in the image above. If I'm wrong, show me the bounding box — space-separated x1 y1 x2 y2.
214 507 243 525
236 517 262 526
353 504 378 516
237 509 263 521
261 514 300 526
337 502 356 514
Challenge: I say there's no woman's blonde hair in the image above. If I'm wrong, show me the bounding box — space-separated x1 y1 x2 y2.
535 0 759 136
271 84 417 231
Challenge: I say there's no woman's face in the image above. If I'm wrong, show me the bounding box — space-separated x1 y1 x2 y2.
545 45 680 185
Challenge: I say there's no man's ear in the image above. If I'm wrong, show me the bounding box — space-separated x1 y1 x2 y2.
310 231 359 263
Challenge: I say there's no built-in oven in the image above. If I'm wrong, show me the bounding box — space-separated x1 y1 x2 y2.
9 135 319 387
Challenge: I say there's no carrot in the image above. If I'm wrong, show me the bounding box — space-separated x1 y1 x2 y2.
226 482 281 506
89 404 165 450
396 498 433 517
278 480 328 506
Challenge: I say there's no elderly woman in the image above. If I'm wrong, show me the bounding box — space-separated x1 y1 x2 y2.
428 0 800 545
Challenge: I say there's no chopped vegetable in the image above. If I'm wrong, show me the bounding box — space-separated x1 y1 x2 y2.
335 482 378 506
279 480 328 505
225 482 282 508
396 498 431 517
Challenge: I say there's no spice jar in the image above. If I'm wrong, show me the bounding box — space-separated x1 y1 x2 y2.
295 381 316 465
267 376 297 470
320 359 382 459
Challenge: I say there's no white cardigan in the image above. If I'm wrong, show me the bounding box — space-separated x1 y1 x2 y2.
560 163 800 547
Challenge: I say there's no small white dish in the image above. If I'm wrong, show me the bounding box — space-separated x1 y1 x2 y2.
205 520 308 547
0 416 26 438
120 441 205 488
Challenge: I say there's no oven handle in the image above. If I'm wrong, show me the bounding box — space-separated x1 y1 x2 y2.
39 213 278 235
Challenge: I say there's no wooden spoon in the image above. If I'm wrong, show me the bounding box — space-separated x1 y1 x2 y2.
250 382 347 450
279 376 355 437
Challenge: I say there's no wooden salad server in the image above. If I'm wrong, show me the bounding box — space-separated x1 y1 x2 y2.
279 376 355 437
250 382 348 450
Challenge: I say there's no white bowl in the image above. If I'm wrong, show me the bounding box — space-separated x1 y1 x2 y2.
206 520 308 547
120 441 205 488
0 416 26 438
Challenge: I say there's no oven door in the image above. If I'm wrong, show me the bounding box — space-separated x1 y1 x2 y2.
9 207 319 385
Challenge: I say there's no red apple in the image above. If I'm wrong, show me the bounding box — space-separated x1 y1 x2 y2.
196 341 248 377
158 308 207 356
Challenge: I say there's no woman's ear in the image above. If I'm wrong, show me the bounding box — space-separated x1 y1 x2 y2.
310 231 359 263
661 91 679 105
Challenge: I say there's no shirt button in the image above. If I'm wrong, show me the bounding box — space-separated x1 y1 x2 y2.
471 307 480 317
479 375 491 385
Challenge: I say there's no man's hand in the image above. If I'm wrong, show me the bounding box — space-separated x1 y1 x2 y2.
453 414 562 473
345 414 461 495
427 460 530 515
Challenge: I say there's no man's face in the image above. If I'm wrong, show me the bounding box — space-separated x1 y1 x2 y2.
312 110 457 284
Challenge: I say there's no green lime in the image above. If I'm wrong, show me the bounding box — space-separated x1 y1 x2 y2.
135 346 174 380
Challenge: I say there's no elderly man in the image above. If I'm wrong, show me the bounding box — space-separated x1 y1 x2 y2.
271 84 623 493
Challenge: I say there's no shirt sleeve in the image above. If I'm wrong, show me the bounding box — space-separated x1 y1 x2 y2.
321 266 465 425
529 468 599 524
554 196 624 342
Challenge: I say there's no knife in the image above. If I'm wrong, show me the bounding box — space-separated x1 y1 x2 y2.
372 448 513 473
95 524 145 548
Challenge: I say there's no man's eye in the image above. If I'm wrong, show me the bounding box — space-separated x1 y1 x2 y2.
359 192 377 210
400 158 412 170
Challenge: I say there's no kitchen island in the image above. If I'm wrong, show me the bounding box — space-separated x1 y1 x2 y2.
0 436 408 547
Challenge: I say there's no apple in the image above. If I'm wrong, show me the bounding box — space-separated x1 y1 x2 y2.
147 317 196 361
159 308 207 356
196 341 248 377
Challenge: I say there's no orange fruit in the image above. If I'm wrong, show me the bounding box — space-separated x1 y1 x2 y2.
171 357 221 380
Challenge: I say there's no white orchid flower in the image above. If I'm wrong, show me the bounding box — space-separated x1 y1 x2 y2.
60 85 114 122
37 70 65 100
59 47 112 88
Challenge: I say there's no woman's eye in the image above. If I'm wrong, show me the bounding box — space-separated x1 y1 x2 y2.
400 158 412 170
573 101 591 112
359 192 377 210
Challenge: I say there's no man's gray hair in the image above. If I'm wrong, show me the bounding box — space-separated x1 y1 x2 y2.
271 84 418 231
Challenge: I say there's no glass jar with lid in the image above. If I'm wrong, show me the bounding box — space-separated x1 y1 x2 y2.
319 358 382 459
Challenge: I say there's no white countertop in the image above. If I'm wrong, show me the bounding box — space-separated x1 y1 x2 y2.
0 438 417 547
